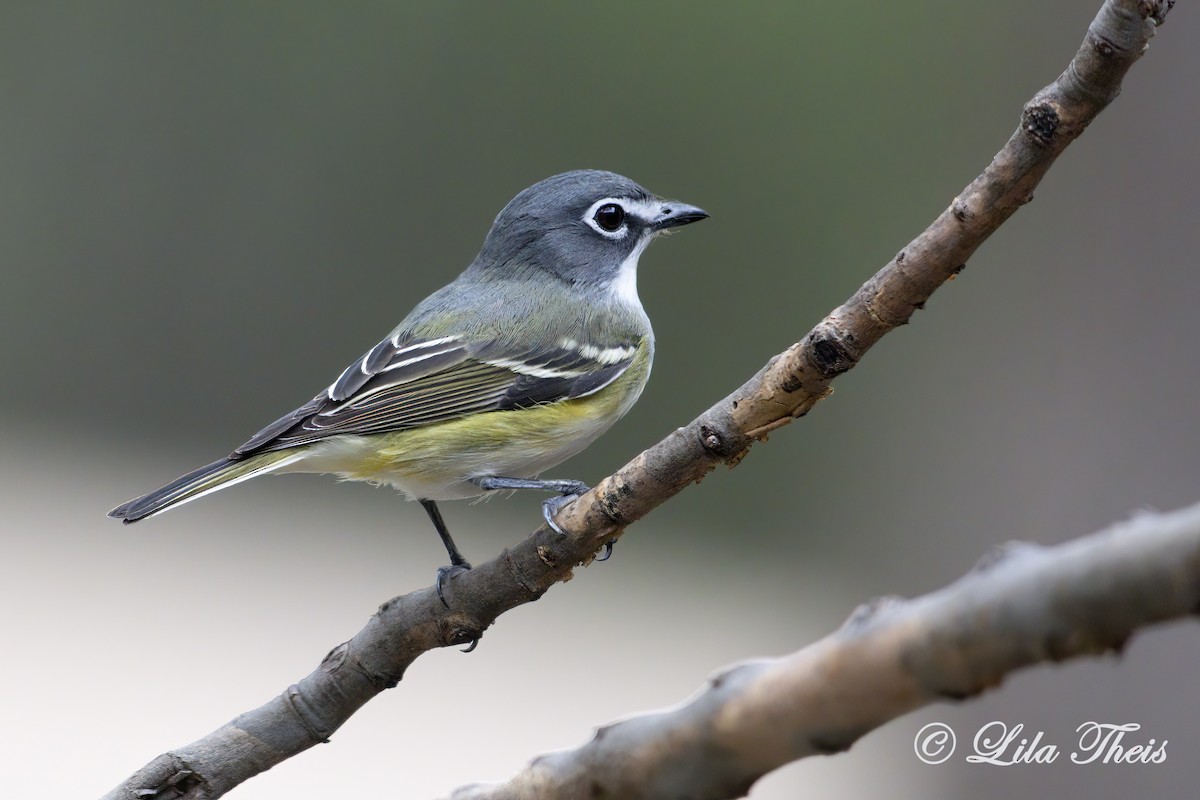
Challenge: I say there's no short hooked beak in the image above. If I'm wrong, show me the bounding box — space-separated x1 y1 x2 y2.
649 201 709 232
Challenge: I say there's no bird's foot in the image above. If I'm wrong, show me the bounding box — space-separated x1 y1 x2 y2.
537 483 615 562
541 483 589 534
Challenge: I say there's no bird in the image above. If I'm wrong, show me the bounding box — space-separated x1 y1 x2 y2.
109 169 708 603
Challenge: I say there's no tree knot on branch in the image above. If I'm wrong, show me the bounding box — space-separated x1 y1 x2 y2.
950 196 977 224
699 424 723 453
1091 33 1119 59
698 421 749 464
594 478 633 529
778 372 804 393
1022 101 1060 146
807 325 858 377
132 763 203 799
1140 0 1173 25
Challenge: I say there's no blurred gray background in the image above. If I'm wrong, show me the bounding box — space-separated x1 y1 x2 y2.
2 2 1197 798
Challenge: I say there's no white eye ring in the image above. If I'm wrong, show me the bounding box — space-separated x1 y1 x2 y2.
583 198 630 240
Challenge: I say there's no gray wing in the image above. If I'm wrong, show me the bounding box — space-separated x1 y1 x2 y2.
230 333 638 458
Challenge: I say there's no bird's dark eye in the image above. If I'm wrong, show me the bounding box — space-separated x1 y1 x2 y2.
593 203 625 232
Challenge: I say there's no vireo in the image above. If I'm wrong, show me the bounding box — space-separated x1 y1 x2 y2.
110 170 707 599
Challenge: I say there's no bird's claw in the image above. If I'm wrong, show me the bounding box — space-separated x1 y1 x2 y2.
541 488 587 534
596 539 616 562
435 563 471 608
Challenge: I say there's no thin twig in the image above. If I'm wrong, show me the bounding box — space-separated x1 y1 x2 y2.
101 1 1174 797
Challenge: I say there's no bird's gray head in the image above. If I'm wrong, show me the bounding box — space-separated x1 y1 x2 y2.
469 170 707 305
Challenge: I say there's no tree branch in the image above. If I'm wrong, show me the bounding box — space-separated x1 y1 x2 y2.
102 1 1174 798
447 501 1200 799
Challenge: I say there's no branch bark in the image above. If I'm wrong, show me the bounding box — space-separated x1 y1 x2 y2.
447 502 1200 799
102 1 1175 798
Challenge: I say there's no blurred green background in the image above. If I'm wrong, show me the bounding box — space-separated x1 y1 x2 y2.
3 2 1197 798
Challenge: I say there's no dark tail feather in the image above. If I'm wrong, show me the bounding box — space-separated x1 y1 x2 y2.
108 451 298 523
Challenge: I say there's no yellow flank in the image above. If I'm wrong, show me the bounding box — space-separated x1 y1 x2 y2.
360 398 597 475
328 336 653 495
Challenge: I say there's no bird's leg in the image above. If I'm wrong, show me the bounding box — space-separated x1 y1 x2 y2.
471 475 587 532
420 499 474 620
471 475 614 559
472 475 588 496
422 498 470 568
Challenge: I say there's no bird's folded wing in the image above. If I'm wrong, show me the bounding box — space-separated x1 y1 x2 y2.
231 334 637 458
